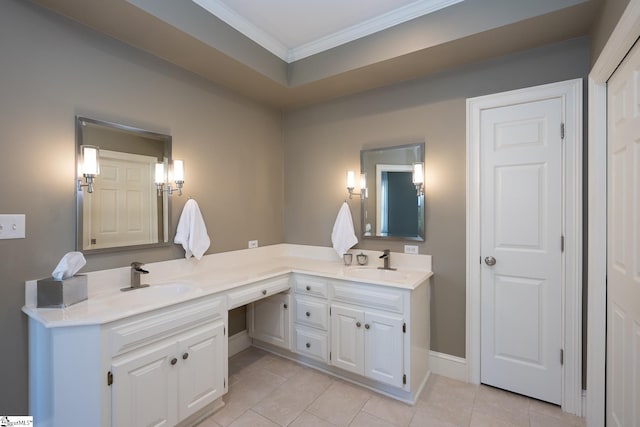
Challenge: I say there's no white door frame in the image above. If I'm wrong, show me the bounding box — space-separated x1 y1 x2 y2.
587 2 640 426
466 79 583 414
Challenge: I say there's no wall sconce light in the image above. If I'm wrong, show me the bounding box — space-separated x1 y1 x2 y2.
346 170 367 199
155 159 185 196
413 162 425 196
77 145 100 193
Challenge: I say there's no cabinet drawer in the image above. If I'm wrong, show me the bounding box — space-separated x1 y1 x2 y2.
330 281 405 313
294 326 328 362
108 296 225 357
227 275 290 309
294 296 328 330
293 275 328 299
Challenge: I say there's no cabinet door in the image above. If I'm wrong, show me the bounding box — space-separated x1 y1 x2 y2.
178 322 226 420
249 292 291 350
364 311 404 387
111 341 178 427
330 305 364 376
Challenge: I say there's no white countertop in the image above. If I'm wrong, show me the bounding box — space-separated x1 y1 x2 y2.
23 244 432 328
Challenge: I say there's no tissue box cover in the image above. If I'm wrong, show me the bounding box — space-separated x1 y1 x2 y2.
37 275 88 308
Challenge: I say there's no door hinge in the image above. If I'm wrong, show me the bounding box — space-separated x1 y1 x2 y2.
402 322 406 333
224 327 226 336
561 123 565 139
329 307 331 316
107 371 113 386
560 349 564 365
403 374 407 385
329 352 332 361
561 235 565 252
224 378 226 388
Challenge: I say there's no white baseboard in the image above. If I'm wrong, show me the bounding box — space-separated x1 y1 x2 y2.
429 350 467 382
229 330 252 357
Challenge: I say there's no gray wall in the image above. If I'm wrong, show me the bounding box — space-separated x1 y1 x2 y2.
590 0 631 64
283 36 590 358
0 1 283 414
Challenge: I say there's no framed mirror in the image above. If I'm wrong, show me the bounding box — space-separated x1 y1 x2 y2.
360 143 425 241
76 116 171 253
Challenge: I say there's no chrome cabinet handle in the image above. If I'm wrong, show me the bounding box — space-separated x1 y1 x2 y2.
356 321 361 328
484 256 496 266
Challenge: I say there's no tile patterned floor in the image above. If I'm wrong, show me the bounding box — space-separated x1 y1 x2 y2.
198 347 585 427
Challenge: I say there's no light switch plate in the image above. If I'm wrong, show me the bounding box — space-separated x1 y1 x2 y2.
0 214 26 239
404 245 419 254
248 240 258 249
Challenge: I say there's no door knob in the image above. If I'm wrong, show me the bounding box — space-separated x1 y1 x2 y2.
306 343 311 348
364 324 370 330
182 352 189 360
484 256 496 266
356 321 361 328
170 358 177 366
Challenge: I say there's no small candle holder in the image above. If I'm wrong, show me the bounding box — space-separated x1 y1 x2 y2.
343 253 353 266
356 252 368 265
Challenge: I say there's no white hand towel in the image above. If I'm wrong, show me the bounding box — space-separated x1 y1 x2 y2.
331 202 358 258
174 199 211 260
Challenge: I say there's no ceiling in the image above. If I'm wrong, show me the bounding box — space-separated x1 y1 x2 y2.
191 0 463 62
29 0 603 110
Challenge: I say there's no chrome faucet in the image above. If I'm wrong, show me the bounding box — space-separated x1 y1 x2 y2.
378 249 396 271
121 262 150 292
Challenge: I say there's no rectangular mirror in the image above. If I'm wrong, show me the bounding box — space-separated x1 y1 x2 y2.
360 143 425 241
76 116 171 253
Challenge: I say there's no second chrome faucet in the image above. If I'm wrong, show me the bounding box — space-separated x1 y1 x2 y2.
378 249 396 271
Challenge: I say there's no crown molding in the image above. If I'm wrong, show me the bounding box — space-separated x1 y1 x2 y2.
192 0 463 63
191 0 289 60
288 0 464 62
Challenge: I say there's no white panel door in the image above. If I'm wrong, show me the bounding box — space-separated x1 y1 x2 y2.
111 341 178 427
364 311 404 387
607 40 640 427
86 150 158 249
480 97 563 404
330 305 364 375
178 322 226 420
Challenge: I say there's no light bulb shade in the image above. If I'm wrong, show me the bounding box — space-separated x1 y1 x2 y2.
155 163 165 184
346 170 355 189
173 160 184 182
360 173 367 190
413 162 424 185
81 145 99 176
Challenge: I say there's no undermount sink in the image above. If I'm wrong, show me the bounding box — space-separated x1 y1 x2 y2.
345 267 409 282
102 282 202 305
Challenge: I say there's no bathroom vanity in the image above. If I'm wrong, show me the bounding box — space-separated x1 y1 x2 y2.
23 244 431 426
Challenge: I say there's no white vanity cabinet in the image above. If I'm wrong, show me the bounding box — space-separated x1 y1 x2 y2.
111 321 226 426
330 305 404 387
28 295 228 427
248 291 291 350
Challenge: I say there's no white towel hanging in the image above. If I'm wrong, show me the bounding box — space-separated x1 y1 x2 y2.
331 202 358 258
174 199 211 260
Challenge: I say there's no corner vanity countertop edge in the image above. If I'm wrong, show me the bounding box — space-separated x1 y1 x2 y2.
22 246 433 329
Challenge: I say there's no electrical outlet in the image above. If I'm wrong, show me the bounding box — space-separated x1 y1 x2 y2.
248 240 258 249
404 245 419 254
0 214 26 239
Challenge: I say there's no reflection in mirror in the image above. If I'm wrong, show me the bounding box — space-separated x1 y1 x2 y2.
360 143 425 241
76 117 171 253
